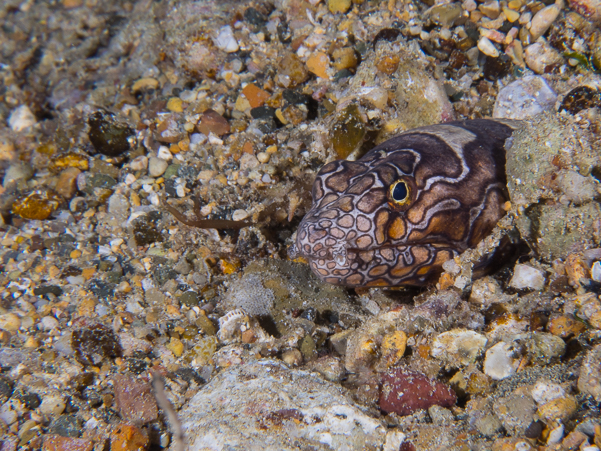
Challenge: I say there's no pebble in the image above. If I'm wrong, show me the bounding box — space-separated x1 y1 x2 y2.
328 0 352 14
431 329 487 368
42 435 94 451
131 77 159 93
483 342 518 380
537 396 578 422
2 163 34 188
241 83 270 108
130 155 148 171
306 51 330 79
39 395 66 416
531 380 566 405
0 314 21 332
493 76 557 120
524 41 563 74
8 105 36 132
547 423 565 445
198 109 230 136
578 344 601 401
477 36 499 57
556 170 597 204
379 368 456 415
530 3 562 40
214 26 239 53
525 332 565 364
111 423 149 451
157 145 173 161
509 264 546 290
493 389 538 436
113 375 158 424
231 209 249 221
592 262 601 282
55 167 81 199
38 316 59 331
147 157 168 177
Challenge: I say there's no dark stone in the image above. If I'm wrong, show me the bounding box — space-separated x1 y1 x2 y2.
72 324 122 366
525 420 544 439
13 388 41 409
81 173 117 196
283 90 308 105
164 179 178 197
174 367 205 385
0 375 14 398
87 279 114 299
559 86 601 115
178 165 197 183
244 7 267 27
88 110 133 157
179 291 200 307
333 69 353 81
125 357 148 375
33 285 63 298
250 106 275 119
300 307 317 322
48 414 81 438
483 54 512 81
132 212 163 246
153 264 177 286
69 372 95 392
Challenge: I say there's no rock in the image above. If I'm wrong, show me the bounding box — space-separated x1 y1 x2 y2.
88 110 133 157
197 109 230 136
309 356 345 382
568 0 601 23
110 423 148 451
180 360 385 449
130 156 148 171
3 163 34 188
493 388 537 436
524 41 563 74
147 157 168 177
466 398 503 437
431 329 487 368
72 323 122 366
0 314 21 332
39 395 66 416
131 77 159 93
55 168 81 199
537 396 578 422
42 435 93 451
328 0 352 14
8 105 36 132
306 51 330 79
524 332 565 364
483 342 518 380
531 380 566 405
379 368 456 416
493 76 557 119
213 25 238 53
578 343 601 401
509 264 546 290
113 375 158 424
529 3 562 40
478 37 499 57
556 170 597 204
38 316 59 331
48 414 80 438
11 189 61 220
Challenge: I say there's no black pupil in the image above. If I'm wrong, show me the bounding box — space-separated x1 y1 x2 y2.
393 182 408 201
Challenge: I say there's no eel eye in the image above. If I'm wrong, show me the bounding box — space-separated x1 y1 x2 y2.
389 180 410 206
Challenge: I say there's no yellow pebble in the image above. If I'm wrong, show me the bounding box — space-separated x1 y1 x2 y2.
257 152 270 164
266 145 278 153
328 0 352 14
381 331 408 368
70 249 82 259
23 336 38 348
166 97 184 113
132 77 159 93
167 337 184 357
503 7 520 22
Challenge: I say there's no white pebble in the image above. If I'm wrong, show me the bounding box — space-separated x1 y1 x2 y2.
124 173 137 185
190 133 206 145
524 42 562 74
532 381 566 405
157 145 173 161
179 90 197 102
8 105 36 132
38 316 59 331
262 173 272 183
547 423 564 445
208 133 223 145
130 155 148 171
592 261 601 283
509 264 546 290
493 76 557 120
483 342 518 380
530 3 561 41
232 209 249 221
477 37 499 57
148 157 168 177
431 329 488 367
148 192 160 206
214 25 239 53
256 152 270 163
39 395 66 416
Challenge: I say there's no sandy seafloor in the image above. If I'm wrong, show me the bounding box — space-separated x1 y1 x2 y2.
1 0 601 449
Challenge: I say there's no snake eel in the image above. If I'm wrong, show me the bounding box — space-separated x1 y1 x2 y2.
289 119 521 287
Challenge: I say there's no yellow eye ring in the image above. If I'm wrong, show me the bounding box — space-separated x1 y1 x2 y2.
389 180 411 206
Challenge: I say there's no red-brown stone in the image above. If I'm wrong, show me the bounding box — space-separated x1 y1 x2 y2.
42 435 94 451
113 375 158 424
379 368 456 416
197 109 230 136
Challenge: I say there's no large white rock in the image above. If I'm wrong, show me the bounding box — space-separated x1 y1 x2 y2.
8 105 36 132
509 264 546 290
180 360 386 450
